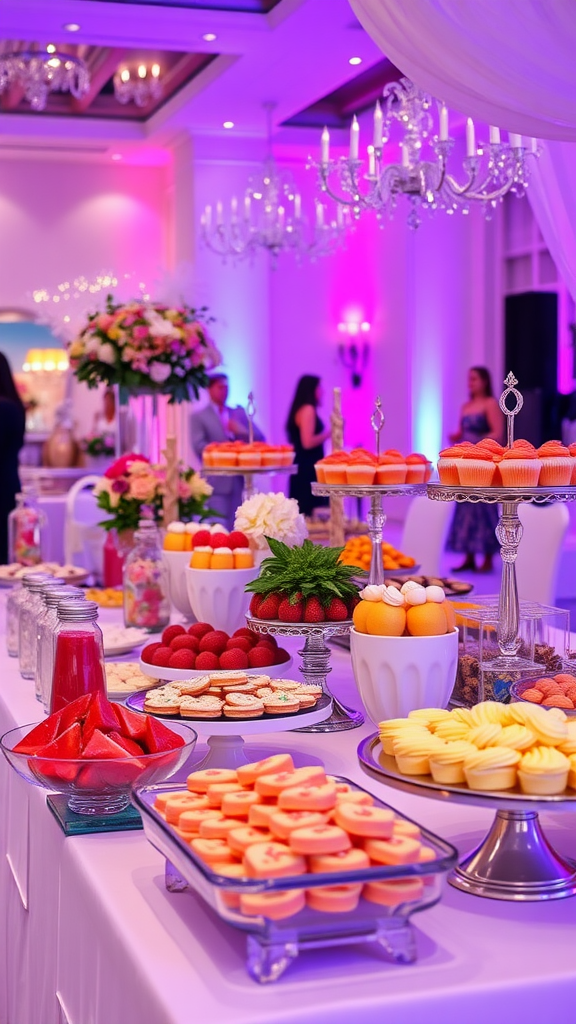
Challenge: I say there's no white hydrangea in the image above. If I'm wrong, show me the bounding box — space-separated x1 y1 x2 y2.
234 492 308 550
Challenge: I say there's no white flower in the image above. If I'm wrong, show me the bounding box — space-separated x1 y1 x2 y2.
234 492 308 550
188 472 213 499
149 361 172 383
97 342 116 365
145 308 179 339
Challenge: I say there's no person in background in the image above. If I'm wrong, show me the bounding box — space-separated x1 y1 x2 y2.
93 387 117 438
286 374 331 517
190 373 264 529
0 352 26 563
446 365 504 573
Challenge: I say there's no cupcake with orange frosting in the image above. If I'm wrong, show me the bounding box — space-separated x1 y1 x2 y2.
279 444 295 466
568 443 576 485
405 453 430 484
498 443 541 487
437 445 463 485
346 448 377 486
375 449 407 485
537 441 572 486
476 438 505 486
458 445 496 487
322 451 349 485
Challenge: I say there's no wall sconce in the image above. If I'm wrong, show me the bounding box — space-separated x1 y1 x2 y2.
22 348 69 373
337 320 370 388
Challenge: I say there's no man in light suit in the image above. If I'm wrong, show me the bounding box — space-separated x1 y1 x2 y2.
190 373 265 528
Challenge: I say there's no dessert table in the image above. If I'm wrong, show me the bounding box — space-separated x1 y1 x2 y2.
1 598 575 1024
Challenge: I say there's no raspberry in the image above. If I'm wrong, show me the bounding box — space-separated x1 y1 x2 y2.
209 532 231 549
195 651 220 671
188 622 214 638
278 597 304 622
303 596 325 623
219 648 249 670
199 630 229 656
141 642 163 665
170 635 199 653
274 648 291 665
227 531 249 549
168 650 196 670
256 593 282 620
249 594 264 617
248 646 274 669
232 628 257 645
151 646 174 667
161 624 186 646
226 637 252 654
192 530 211 547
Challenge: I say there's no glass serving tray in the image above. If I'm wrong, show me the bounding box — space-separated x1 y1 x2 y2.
133 775 458 983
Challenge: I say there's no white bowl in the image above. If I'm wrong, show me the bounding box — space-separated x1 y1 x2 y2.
350 627 458 724
138 655 293 682
162 550 196 620
185 565 260 635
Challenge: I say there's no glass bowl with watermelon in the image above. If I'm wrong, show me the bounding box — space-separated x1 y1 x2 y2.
1 692 197 816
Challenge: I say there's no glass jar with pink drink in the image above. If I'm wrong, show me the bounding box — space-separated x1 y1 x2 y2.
123 520 170 631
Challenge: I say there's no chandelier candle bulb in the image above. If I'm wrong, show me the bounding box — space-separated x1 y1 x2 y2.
509 133 523 149
373 100 383 148
204 205 212 228
230 196 238 222
244 195 251 219
216 201 223 226
368 146 376 177
294 193 302 219
350 116 359 161
489 125 501 145
466 118 476 157
401 143 409 169
316 204 324 228
278 206 285 230
439 104 449 141
321 127 330 165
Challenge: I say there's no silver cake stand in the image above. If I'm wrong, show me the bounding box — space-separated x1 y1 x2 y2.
246 616 363 731
358 734 576 902
203 464 297 500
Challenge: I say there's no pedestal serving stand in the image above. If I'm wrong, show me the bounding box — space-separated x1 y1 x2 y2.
428 374 576 670
246 616 363 731
358 735 576 901
204 464 298 501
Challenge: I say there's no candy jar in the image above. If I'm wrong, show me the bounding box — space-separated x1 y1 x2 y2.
123 520 170 632
50 600 106 714
18 572 56 680
37 585 86 711
8 487 47 566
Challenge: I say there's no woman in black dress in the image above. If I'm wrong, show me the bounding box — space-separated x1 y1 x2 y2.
0 353 26 564
286 375 331 517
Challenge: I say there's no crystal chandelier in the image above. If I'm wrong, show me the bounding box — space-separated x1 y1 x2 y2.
200 104 351 267
313 78 538 229
0 46 89 111
113 63 162 108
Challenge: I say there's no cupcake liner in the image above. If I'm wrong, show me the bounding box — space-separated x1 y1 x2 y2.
437 459 459 486
463 766 517 791
517 769 569 795
498 460 541 488
375 465 407 485
324 467 348 485
458 460 496 486
347 465 376 485
539 457 572 486
570 457 576 485
405 467 426 484
314 463 327 484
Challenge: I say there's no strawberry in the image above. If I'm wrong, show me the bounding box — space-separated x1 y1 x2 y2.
188 621 214 638
248 646 274 669
278 596 304 622
326 597 349 621
304 596 325 623
141 642 163 665
192 530 211 547
162 624 186 646
227 530 249 549
219 648 249 670
151 646 174 667
199 630 229 656
195 651 220 671
274 647 291 665
225 636 252 654
168 650 196 670
209 532 231 549
170 635 199 653
256 593 282 620
249 593 264 617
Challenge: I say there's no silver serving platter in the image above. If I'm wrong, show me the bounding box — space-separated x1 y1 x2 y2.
204 465 298 476
312 483 427 497
427 483 576 505
245 615 353 638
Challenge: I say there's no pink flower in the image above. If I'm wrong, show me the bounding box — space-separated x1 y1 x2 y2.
97 314 114 331
105 453 150 480
178 479 192 499
129 474 159 502
132 325 150 341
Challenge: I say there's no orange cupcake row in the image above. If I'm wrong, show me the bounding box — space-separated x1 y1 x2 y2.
315 448 433 487
203 442 295 468
438 439 576 488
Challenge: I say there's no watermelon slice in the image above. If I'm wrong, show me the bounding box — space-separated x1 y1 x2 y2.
34 723 82 783
143 716 185 754
13 714 62 755
58 693 94 734
111 703 148 741
109 731 144 757
81 728 133 760
82 693 121 744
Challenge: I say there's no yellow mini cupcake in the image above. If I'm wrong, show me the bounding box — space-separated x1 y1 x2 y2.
379 722 429 756
463 746 521 791
469 701 510 726
498 724 537 751
517 746 570 795
568 753 576 790
433 718 471 743
233 547 254 569
210 547 234 569
393 735 445 775
429 740 477 785
190 546 212 569
467 723 503 748
407 708 452 729
163 522 186 551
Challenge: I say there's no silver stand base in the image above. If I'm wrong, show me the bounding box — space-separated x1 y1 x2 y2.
295 696 364 733
449 809 576 901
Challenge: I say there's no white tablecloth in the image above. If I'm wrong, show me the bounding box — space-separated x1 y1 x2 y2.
1 600 575 1024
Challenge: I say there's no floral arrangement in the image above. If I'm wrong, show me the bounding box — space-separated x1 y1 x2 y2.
234 492 308 552
94 454 216 533
68 295 221 403
81 433 116 458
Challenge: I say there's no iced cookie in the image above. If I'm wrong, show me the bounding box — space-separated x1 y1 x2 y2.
333 803 395 838
244 842 307 879
288 824 351 855
240 889 306 921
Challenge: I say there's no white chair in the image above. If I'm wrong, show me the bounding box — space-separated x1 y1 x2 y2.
400 495 455 577
515 502 570 605
64 475 106 579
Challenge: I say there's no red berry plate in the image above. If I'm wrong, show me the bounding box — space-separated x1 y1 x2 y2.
137 654 293 682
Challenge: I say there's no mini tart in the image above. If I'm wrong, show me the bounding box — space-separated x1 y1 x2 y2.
375 450 407 485
537 441 572 486
499 447 542 488
437 446 462 486
517 746 570 795
463 746 521 791
405 453 428 484
429 740 477 785
458 446 496 487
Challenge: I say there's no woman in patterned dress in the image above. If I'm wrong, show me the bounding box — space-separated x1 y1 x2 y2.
446 366 504 573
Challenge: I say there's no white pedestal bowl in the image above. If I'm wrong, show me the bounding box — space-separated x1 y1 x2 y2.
162 551 196 620
185 566 259 635
350 627 458 724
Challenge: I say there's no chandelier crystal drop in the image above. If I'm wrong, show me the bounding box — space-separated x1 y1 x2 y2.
113 63 162 108
0 48 89 111
312 78 538 229
200 104 351 267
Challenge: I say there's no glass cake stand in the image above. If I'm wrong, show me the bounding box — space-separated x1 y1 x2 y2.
358 733 576 902
203 464 297 500
245 615 363 731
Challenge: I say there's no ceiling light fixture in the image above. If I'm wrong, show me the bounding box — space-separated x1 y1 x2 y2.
222 120 235 129
63 23 81 32
348 56 362 65
113 62 162 108
111 153 122 161
202 33 217 42
0 47 89 111
313 76 539 229
201 102 351 268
